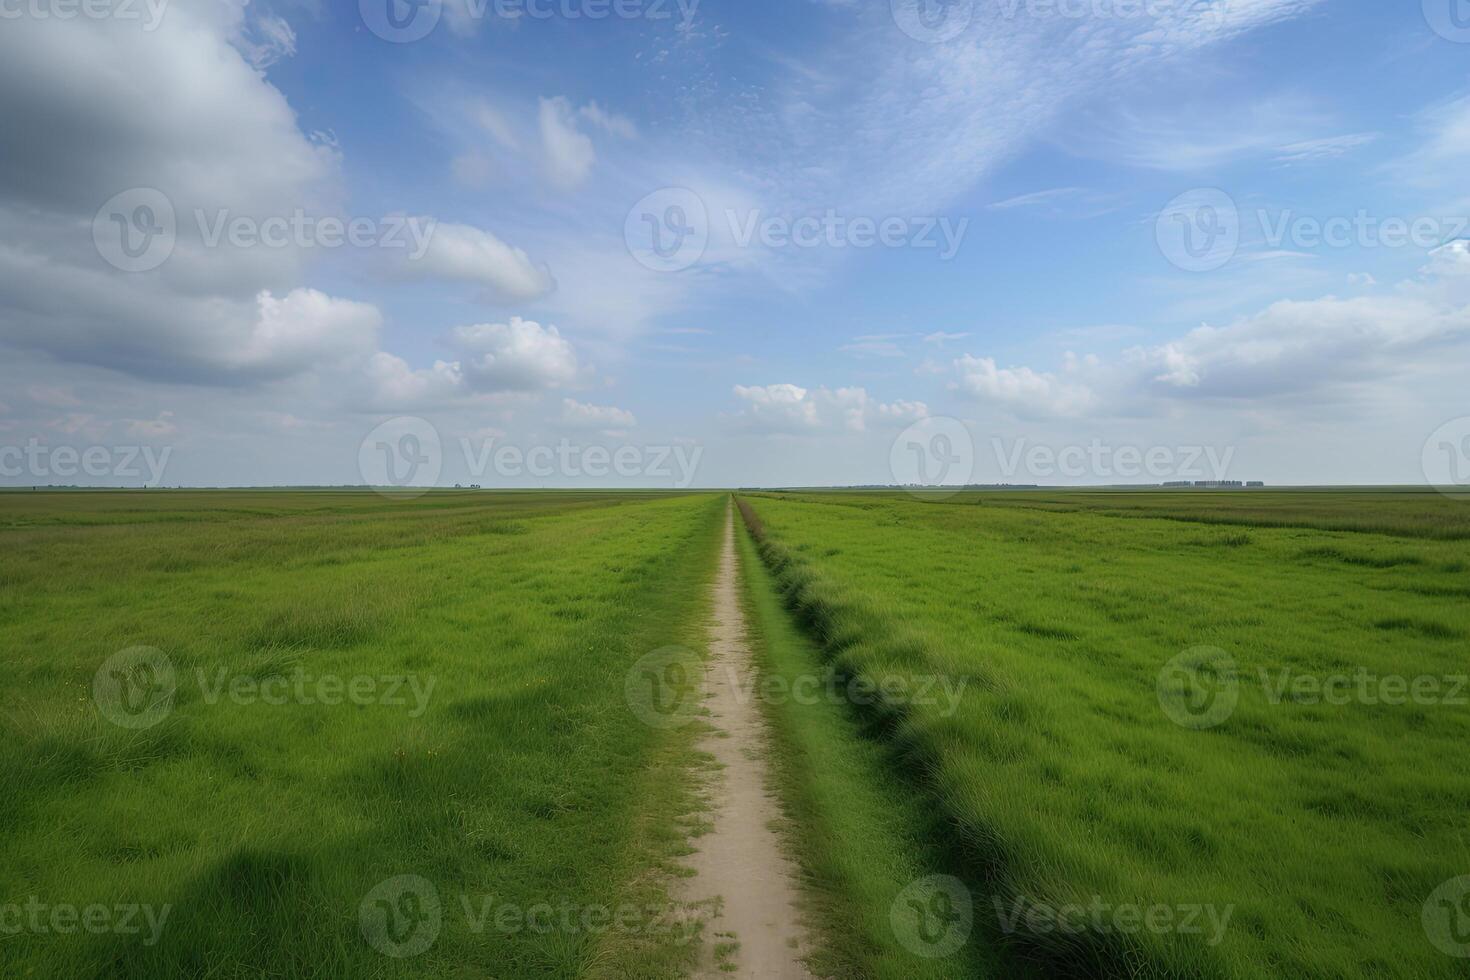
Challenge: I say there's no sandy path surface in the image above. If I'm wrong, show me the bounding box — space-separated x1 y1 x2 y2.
682 502 813 979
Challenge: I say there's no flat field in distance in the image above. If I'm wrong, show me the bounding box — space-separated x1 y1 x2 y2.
0 490 724 978
738 490 1470 979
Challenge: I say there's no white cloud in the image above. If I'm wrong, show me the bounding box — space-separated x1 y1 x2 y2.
954 355 1096 418
875 400 929 423
954 247 1470 418
1059 94 1335 172
578 102 638 140
231 8 298 71
987 187 1121 218
1388 95 1470 189
0 1 359 388
728 0 1324 222
539 97 596 190
1273 132 1379 164
126 412 179 439
561 398 637 432
732 384 928 433
471 101 522 151
397 222 556 300
361 353 465 411
234 289 382 376
840 338 905 358
453 317 581 392
732 384 819 431
1129 292 1470 400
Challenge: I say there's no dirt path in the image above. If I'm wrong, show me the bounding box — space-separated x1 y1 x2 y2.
682 502 813 979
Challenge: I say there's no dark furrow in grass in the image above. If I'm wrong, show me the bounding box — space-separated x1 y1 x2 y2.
735 491 1470 980
735 497 1217 980
732 505 1035 980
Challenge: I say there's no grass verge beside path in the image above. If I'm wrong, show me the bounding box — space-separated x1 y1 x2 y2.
733 501 1021 980
737 491 1470 980
0 490 725 978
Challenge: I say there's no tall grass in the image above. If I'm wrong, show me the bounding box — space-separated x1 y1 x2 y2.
0 490 725 978
738 491 1470 979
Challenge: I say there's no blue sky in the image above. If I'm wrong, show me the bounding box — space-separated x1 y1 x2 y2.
2 0 1470 488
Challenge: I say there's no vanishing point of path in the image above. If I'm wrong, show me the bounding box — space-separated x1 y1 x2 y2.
682 502 814 979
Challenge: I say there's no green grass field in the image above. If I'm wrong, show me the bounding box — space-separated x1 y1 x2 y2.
4 488 1467 978
0 490 724 978
736 490 1470 978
